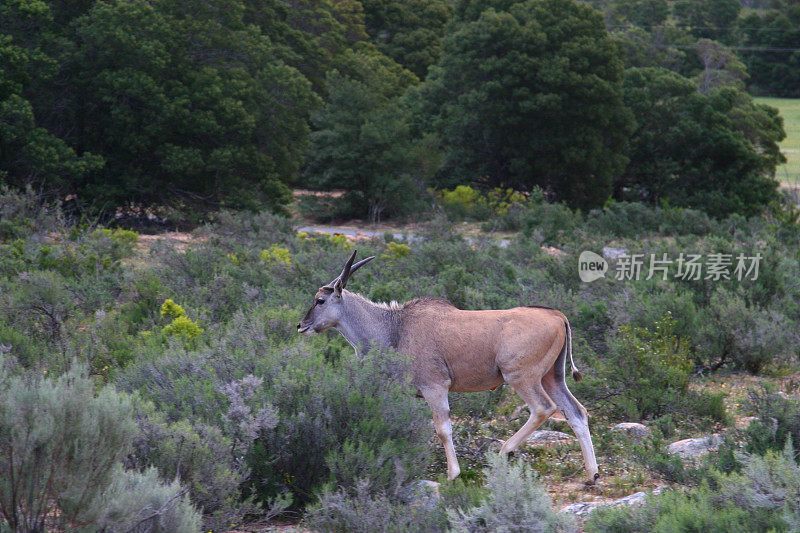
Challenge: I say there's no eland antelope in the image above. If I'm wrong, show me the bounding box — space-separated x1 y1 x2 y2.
297 250 599 484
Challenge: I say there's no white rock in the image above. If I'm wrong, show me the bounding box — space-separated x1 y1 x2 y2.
527 430 575 445
609 491 650 507
611 423 650 440
560 501 599 517
561 489 662 518
667 435 723 458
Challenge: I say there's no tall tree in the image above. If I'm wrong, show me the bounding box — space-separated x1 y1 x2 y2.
303 46 428 221
245 0 369 94
737 5 800 97
69 0 318 211
420 0 633 210
618 67 783 217
673 0 741 44
359 0 452 79
0 0 102 193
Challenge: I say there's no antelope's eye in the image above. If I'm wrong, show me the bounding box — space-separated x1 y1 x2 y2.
316 298 325 305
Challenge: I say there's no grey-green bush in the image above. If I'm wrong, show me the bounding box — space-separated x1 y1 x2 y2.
0 186 63 242
0 360 131 530
304 480 447 533
448 454 576 533
586 443 800 532
247 346 431 508
576 314 725 422
742 385 800 458
97 466 202 533
697 288 799 373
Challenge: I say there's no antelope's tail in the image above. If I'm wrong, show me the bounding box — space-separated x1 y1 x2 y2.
565 320 582 382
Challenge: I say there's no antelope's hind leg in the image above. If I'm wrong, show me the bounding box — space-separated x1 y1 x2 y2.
420 385 461 480
499 378 556 455
542 369 599 484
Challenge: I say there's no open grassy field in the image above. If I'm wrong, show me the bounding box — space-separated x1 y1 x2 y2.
756 97 800 187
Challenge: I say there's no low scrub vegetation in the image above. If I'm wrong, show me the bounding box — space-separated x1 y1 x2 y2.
1 188 799 530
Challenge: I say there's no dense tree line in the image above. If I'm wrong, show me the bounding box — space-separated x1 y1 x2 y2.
0 0 796 218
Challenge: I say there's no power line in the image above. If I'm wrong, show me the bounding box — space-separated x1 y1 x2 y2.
608 24 799 32
609 24 800 52
671 44 800 52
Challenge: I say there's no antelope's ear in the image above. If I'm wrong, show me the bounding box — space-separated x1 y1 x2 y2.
333 276 344 295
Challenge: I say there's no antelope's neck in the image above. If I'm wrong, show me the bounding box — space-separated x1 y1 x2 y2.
335 291 399 353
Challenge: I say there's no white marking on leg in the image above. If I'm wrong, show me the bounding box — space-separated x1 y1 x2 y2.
422 387 461 480
544 379 599 482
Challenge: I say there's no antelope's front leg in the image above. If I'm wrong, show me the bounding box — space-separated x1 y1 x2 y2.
420 385 461 480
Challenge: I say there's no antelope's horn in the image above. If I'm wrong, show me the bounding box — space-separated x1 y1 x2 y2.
349 256 375 277
338 250 359 288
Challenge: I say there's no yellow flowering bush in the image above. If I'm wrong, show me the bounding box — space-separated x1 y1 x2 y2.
160 299 202 340
162 315 203 340
260 245 292 265
328 233 351 249
382 242 411 261
436 185 528 219
92 228 139 247
160 298 186 320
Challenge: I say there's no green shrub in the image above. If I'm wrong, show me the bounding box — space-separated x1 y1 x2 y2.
577 314 725 422
0 186 62 242
382 241 412 261
120 317 429 514
70 311 141 374
303 467 495 532
160 298 187 320
438 186 529 222
97 466 202 533
0 321 42 367
519 200 582 244
609 285 700 341
121 336 285 531
578 314 690 420
586 487 752 532
162 315 203 341
18 227 139 279
587 444 800 532
91 227 139 259
438 185 489 220
246 346 431 508
586 201 714 238
627 432 692 484
697 288 798 374
94 227 139 246
206 209 296 244
741 385 800 458
1 271 75 368
304 480 447 533
260 244 293 265
448 454 576 532
0 360 136 531
128 405 270 532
